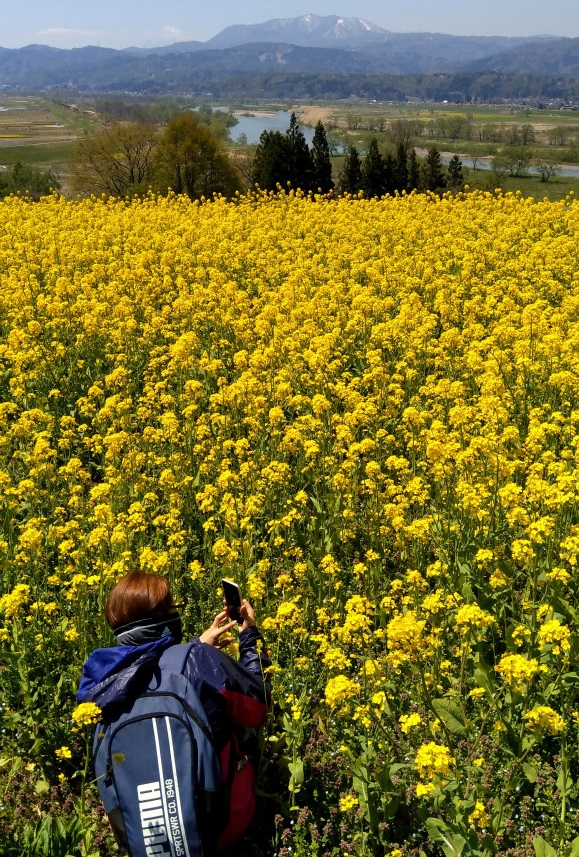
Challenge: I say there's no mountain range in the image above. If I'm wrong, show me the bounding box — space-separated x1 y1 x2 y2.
1 15 578 98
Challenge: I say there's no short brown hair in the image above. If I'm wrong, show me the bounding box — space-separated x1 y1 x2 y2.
105 571 174 631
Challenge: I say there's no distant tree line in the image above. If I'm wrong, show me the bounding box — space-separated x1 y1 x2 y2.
188 72 579 104
251 116 465 196
6 110 562 202
338 141 464 196
91 98 237 139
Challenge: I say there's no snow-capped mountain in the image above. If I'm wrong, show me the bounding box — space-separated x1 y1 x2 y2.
205 14 392 50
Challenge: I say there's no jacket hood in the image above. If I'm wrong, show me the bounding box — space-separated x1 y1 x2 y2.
77 637 174 714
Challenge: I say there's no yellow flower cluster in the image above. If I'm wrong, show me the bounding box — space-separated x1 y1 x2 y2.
537 618 571 656
414 741 455 780
71 702 102 727
0 189 578 853
495 654 545 692
468 800 489 829
0 583 31 619
454 603 496 637
339 795 359 812
523 705 566 734
324 675 360 708
399 713 422 733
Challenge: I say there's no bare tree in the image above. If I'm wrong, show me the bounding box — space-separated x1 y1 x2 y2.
534 156 559 182
70 123 158 196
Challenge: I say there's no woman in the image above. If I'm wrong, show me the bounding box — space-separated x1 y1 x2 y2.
77 571 271 855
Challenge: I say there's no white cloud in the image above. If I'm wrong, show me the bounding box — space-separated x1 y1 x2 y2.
162 26 184 41
136 25 189 48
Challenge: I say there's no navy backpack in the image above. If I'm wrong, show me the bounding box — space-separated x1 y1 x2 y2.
93 642 227 857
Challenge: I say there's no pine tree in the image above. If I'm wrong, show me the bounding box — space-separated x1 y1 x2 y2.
447 154 464 190
362 138 387 198
407 148 421 192
252 130 290 190
286 112 314 191
393 142 408 193
422 146 446 193
311 121 334 193
384 152 397 196
340 146 363 195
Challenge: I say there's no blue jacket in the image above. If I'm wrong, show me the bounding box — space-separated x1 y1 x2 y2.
77 627 271 751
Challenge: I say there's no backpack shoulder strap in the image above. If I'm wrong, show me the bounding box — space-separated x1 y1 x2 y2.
156 640 197 676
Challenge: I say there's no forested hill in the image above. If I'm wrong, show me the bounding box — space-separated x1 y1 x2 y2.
462 37 579 76
0 15 578 99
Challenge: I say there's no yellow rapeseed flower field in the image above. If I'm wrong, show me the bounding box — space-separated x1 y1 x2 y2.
1 188 579 855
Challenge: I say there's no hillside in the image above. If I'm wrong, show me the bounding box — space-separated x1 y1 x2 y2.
0 16 577 99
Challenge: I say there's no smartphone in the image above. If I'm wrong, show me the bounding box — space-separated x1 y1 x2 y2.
222 578 243 625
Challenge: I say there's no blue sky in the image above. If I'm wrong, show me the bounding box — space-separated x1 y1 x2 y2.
1 0 577 49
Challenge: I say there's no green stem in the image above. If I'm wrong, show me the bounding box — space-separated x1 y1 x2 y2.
560 732 567 835
494 742 535 837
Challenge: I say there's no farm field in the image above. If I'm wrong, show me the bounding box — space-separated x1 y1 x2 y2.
0 97 100 181
1 189 579 856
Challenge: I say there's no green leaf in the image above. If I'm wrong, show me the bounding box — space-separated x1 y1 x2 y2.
377 768 392 790
557 767 573 795
288 760 304 787
432 698 467 734
389 762 409 775
533 836 557 857
568 835 579 857
34 778 50 795
461 581 475 603
426 818 467 857
523 763 539 783
473 665 495 698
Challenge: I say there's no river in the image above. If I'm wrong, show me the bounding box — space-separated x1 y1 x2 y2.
229 110 315 145
227 109 579 178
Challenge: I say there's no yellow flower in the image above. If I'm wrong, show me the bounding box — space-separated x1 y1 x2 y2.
339 795 359 812
537 618 571 656
55 746 72 760
495 653 544 692
324 675 359 707
524 705 566 735
0 583 31 619
72 702 102 727
399 713 422 733
468 800 488 828
454 603 496 637
414 741 455 780
489 569 509 588
468 687 486 699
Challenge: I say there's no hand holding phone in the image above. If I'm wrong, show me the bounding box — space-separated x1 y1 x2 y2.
222 578 243 625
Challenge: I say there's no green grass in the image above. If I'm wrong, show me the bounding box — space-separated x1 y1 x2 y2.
40 100 102 135
0 143 74 166
468 170 579 202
